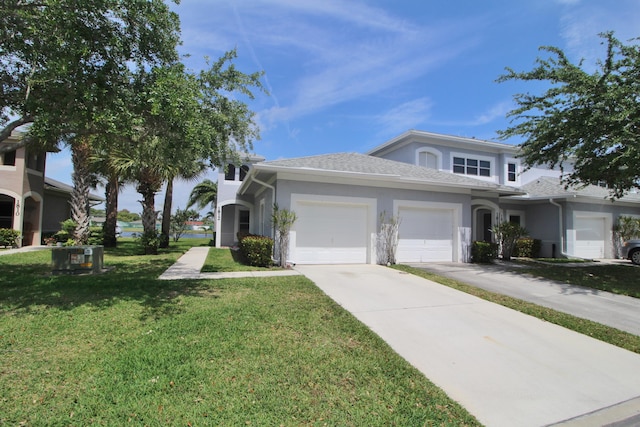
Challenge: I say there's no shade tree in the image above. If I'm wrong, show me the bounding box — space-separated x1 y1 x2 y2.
498 32 640 199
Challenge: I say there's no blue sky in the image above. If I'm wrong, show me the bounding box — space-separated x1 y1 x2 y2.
46 0 640 215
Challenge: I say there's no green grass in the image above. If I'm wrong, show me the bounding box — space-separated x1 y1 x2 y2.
393 265 640 355
201 247 276 272
513 262 640 297
530 257 591 263
0 241 479 426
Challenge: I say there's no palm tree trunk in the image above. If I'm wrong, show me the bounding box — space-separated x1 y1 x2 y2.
159 178 173 248
137 172 160 255
71 137 92 245
103 176 119 247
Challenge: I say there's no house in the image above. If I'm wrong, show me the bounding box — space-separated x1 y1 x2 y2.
0 132 103 246
216 130 640 263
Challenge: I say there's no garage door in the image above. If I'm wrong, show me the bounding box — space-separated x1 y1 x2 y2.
396 207 454 262
293 201 369 264
574 216 605 258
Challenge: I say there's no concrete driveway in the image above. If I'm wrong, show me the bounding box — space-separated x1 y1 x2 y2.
295 264 640 427
411 262 640 336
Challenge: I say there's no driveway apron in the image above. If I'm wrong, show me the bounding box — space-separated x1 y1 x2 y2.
295 264 640 427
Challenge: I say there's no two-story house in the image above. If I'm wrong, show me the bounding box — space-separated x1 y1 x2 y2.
0 132 103 246
0 132 47 246
217 130 640 263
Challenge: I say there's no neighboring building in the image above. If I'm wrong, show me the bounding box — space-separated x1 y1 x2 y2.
214 154 265 247
216 130 640 263
0 132 103 246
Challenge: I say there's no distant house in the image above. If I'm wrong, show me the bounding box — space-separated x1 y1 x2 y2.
0 132 103 246
216 130 640 263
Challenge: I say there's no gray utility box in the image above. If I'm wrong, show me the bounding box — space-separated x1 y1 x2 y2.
51 246 104 275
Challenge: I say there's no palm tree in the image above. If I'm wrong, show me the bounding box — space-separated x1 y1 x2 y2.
159 162 206 248
187 179 218 211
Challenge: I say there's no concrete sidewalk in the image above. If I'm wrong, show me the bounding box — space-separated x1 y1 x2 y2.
411 262 640 336
158 247 300 280
296 264 640 427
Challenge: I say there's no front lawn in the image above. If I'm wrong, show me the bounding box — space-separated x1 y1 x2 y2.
0 242 479 426
201 247 274 272
514 262 640 297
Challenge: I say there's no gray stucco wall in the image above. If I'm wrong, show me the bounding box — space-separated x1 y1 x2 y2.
275 179 472 228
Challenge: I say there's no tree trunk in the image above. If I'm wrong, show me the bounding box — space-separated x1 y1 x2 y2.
71 137 92 245
159 178 173 248
137 173 160 255
103 176 119 247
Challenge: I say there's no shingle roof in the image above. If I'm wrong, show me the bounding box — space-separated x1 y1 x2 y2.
258 152 521 193
517 176 640 202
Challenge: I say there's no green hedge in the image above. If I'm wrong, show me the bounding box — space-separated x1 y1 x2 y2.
239 235 274 267
515 238 541 258
0 228 20 247
471 241 498 263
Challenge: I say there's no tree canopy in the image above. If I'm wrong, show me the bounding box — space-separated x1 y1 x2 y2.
0 0 181 151
498 32 640 199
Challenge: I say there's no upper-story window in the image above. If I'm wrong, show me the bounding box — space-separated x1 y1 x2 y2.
224 164 236 181
26 150 44 172
415 148 442 170
453 156 490 177
507 162 517 182
2 150 16 166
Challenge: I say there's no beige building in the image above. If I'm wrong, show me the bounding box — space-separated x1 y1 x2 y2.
0 132 103 246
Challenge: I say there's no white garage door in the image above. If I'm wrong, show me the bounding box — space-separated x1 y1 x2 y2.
293 201 368 264
574 216 605 258
396 207 454 262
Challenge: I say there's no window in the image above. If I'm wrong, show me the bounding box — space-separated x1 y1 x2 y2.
453 156 491 177
239 165 249 181
418 151 438 169
225 164 236 181
508 163 517 182
2 150 16 166
25 151 44 172
509 215 521 225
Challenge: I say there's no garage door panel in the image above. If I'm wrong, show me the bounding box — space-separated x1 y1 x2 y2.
397 207 454 262
294 201 368 264
574 217 605 258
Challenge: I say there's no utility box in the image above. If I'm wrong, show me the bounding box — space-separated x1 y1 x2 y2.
51 246 104 275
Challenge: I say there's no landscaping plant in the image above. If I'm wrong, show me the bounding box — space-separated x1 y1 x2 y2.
271 203 297 267
492 221 528 260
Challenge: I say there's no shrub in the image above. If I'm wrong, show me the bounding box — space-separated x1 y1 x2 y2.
239 235 274 267
0 228 21 247
471 241 498 263
88 226 104 246
53 230 71 243
515 238 541 258
137 231 160 255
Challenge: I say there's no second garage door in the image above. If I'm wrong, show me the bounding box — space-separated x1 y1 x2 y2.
293 200 369 264
396 206 454 262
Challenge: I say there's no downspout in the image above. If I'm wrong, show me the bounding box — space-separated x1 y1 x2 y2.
549 198 571 257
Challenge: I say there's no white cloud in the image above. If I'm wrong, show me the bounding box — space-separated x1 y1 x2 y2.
470 101 514 126
559 0 640 66
176 0 486 129
376 98 433 136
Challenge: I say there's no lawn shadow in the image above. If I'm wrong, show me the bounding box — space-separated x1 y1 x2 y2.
0 252 219 320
